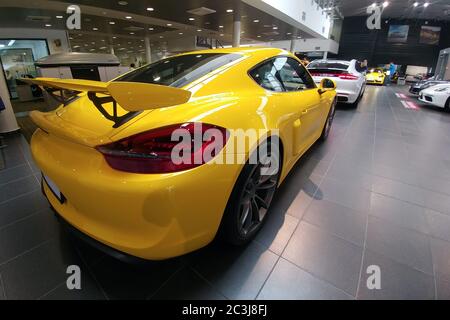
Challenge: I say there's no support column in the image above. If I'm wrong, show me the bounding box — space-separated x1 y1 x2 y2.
232 1 241 47
323 51 328 59
0 62 20 133
109 44 115 55
144 36 152 64
290 40 295 52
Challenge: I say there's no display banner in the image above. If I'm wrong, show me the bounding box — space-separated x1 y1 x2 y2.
420 26 441 45
387 25 409 43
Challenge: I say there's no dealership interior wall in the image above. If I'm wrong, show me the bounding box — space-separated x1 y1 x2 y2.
1 0 450 301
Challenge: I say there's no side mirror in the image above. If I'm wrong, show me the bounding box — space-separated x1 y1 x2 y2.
318 78 336 94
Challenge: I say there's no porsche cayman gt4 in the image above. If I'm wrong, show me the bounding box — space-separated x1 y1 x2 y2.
23 48 337 261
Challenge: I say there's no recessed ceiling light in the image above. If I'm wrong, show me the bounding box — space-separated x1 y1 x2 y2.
56 15 63 19
118 1 128 5
178 32 183 35
69 37 73 40
109 21 115 24
272 26 278 30
197 29 202 32
91 42 95 44
371 2 376 7
287 32 292 35
84 44 88 46
226 9 233 13
257 35 261 37
189 17 195 21
166 23 172 26
253 19 259 23
220 33 224 36
241 31 245 33
125 16 132 19
93 27 98 31
129 32 135 35
382 1 389 7
73 45 80 48
413 2 419 7
45 24 52 27
146 7 154 11
112 36 117 39
424 2 429 7
159 36 164 38
149 27 154 30
219 25 224 28
100 46 107 49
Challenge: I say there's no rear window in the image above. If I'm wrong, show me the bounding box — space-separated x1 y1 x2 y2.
115 53 242 88
307 61 349 71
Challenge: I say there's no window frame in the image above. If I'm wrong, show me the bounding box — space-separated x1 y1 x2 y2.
248 55 318 93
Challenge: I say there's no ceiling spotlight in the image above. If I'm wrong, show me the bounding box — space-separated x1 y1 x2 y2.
220 33 224 36
149 27 154 30
257 35 261 38
159 36 164 38
93 27 98 31
178 32 183 35
226 9 233 13
413 2 419 7
424 2 429 7
56 15 63 19
382 1 389 7
371 3 376 7
197 29 202 32
118 1 128 5
112 36 117 39
129 32 135 35
109 21 115 24
146 7 154 11
219 25 224 28
125 16 132 19
253 19 259 23
45 24 52 27
287 32 292 35
189 17 195 21
272 26 278 30
166 23 172 26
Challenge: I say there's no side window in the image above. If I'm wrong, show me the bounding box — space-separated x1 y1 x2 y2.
249 60 284 92
275 57 316 91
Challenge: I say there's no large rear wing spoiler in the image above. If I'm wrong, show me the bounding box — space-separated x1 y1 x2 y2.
20 78 192 128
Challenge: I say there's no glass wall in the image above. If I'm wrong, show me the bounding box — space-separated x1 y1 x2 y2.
0 39 49 99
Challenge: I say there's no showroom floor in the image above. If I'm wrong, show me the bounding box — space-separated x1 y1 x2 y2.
1 85 450 300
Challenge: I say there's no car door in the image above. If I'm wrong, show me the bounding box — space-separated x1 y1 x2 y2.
274 57 324 155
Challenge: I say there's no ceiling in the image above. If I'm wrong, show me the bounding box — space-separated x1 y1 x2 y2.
336 0 450 20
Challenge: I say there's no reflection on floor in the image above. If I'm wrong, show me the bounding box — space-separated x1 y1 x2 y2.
1 85 450 300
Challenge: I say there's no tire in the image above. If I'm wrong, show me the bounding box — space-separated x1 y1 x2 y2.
218 139 281 246
445 97 450 113
350 88 363 108
320 98 337 141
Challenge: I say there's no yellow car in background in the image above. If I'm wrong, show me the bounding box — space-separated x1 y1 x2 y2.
23 48 337 261
366 68 386 85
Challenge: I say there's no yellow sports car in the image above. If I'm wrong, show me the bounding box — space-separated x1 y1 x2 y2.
366 68 386 85
23 48 336 261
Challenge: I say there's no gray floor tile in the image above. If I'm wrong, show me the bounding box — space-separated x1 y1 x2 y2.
40 271 106 300
187 241 278 300
151 267 226 300
0 190 49 228
436 276 450 300
0 273 5 300
90 255 184 300
0 234 85 300
371 175 426 207
257 258 352 300
0 164 32 185
318 177 372 212
0 208 60 264
283 221 363 295
430 238 450 283
254 209 299 255
357 250 435 300
369 193 428 234
0 175 39 203
426 209 450 243
303 199 366 246
423 190 450 216
366 216 433 274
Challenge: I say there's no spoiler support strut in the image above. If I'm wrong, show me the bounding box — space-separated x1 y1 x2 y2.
87 92 141 128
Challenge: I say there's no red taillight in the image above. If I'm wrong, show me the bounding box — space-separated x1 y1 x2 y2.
338 73 358 80
96 123 229 174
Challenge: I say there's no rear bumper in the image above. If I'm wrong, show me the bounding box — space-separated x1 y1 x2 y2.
336 89 360 104
32 129 242 260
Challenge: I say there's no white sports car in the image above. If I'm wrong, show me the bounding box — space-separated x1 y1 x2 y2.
418 83 450 110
